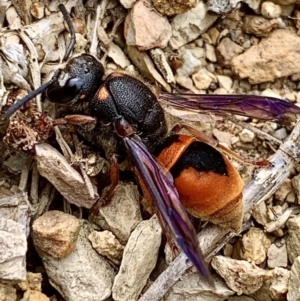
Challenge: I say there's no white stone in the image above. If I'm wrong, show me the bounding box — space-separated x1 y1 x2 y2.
176 50 202 77
217 75 233 91
261 2 281 19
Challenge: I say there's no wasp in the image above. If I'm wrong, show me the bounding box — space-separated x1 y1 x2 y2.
4 4 300 283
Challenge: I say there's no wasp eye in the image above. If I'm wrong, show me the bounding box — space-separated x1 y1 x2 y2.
46 77 83 104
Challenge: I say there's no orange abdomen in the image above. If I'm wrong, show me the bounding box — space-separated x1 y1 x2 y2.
156 134 244 232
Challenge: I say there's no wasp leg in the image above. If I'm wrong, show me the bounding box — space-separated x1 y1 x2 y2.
171 123 270 167
52 114 97 126
91 154 120 212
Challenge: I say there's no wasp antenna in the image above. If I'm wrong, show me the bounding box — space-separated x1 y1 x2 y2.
59 4 76 62
5 70 60 119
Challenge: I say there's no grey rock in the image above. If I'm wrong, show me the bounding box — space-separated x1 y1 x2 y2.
112 217 162 301
267 242 288 268
170 2 218 49
287 216 300 264
287 256 300 301
90 182 142 244
165 273 234 301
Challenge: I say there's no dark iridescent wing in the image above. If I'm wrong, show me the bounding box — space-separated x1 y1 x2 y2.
160 93 300 122
122 134 212 283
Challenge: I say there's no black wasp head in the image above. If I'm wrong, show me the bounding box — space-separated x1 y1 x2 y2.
46 54 104 106
4 54 105 119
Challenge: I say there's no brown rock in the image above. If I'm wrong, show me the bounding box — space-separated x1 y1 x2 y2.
26 272 43 291
32 210 81 259
0 283 17 301
18 272 44 293
206 27 219 45
124 0 171 50
29 2 45 20
153 0 198 16
234 227 271 264
280 4 295 17
211 256 270 295
216 37 244 66
88 230 124 265
243 15 280 37
175 75 199 93
275 179 293 203
231 29 300 84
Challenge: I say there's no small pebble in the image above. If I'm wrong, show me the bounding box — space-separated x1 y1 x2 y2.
273 127 288 140
239 129 255 143
192 68 216 90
